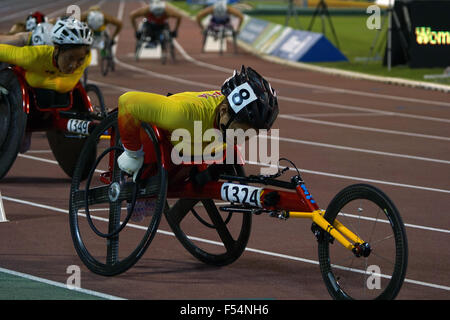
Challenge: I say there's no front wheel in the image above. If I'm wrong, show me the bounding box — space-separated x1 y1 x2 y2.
318 184 408 300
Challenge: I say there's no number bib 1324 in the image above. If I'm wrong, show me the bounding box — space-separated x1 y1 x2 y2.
220 183 263 207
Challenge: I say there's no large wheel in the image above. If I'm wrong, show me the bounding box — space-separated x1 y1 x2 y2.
69 111 168 276
100 39 114 77
46 130 95 180
317 184 408 300
0 69 27 180
201 29 208 53
160 29 170 65
219 27 225 55
135 37 143 61
85 83 106 118
165 165 252 266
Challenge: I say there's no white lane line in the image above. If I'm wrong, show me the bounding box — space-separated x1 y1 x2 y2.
89 79 450 165
172 40 450 109
0 0 77 23
246 160 450 194
117 40 450 125
286 112 390 118
116 2 450 126
337 212 450 234
0 267 125 300
278 114 450 142
271 136 450 165
16 148 450 194
115 49 450 131
2 195 450 292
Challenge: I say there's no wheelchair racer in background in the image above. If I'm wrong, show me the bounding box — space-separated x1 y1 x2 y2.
4 11 47 35
81 6 122 53
130 0 182 49
196 0 244 43
81 6 122 78
0 17 92 155
0 21 53 47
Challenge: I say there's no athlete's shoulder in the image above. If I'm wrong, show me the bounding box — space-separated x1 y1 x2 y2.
173 90 223 99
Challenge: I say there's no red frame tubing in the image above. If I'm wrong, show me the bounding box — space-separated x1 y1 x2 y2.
167 180 314 213
11 66 30 114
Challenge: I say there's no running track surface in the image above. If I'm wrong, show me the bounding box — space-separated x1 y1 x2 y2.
0 0 449 300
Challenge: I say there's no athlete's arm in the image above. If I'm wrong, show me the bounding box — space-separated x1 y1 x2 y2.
118 92 193 151
104 13 123 40
228 6 244 31
165 6 182 34
130 6 150 33
0 32 31 46
80 12 88 22
0 44 38 68
196 7 213 30
7 23 26 35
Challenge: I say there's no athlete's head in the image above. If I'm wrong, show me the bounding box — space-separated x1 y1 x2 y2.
149 0 166 17
31 22 53 46
219 65 278 133
213 0 228 18
26 11 47 31
87 10 105 31
51 17 93 74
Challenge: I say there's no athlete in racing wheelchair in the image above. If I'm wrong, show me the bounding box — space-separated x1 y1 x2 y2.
196 0 244 54
68 65 408 300
0 17 106 180
131 0 182 63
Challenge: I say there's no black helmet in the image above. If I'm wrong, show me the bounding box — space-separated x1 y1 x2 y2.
221 65 278 130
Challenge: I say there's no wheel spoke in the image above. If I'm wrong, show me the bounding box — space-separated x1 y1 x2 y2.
167 199 198 226
203 199 236 252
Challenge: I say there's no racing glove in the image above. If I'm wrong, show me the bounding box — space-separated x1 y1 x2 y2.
117 146 145 182
135 31 142 40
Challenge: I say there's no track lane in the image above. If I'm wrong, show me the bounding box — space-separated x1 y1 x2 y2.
0 0 449 300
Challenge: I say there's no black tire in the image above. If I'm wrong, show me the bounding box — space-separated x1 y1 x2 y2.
100 55 109 77
0 69 27 180
318 184 408 300
232 31 238 54
160 30 170 65
201 29 208 53
85 83 106 118
46 130 96 180
219 28 225 55
135 38 143 61
100 42 113 77
69 111 168 276
165 165 252 266
169 38 176 63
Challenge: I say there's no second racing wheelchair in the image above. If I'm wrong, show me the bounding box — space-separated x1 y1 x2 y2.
0 65 106 180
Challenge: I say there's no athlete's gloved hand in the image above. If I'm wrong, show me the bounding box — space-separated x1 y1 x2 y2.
170 30 177 38
117 146 145 182
0 85 8 95
135 31 142 40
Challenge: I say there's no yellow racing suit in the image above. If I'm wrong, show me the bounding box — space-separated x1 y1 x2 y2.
118 90 225 157
0 44 91 93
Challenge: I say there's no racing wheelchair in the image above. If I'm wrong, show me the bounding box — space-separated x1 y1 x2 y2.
202 21 238 55
0 65 106 180
68 111 408 300
135 19 175 65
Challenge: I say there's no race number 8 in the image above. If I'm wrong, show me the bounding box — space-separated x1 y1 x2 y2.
227 82 257 114
221 183 262 207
